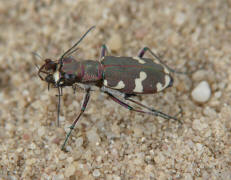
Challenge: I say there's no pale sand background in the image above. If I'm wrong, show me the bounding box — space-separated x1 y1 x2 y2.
0 0 231 179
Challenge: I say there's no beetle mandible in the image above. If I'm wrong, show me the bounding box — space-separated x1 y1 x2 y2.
38 26 182 151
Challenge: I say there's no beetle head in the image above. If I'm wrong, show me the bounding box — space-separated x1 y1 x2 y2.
38 26 96 88
38 59 59 85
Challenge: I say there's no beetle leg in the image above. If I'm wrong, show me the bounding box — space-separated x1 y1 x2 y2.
138 47 148 58
99 44 108 61
72 83 85 94
138 47 188 75
138 47 170 67
56 86 63 127
61 88 91 151
125 97 182 123
106 92 180 122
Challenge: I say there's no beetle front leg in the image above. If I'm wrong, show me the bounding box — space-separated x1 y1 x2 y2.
61 88 91 151
56 86 63 127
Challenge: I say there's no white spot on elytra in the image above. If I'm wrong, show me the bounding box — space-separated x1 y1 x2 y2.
112 81 125 89
156 75 171 92
103 80 125 89
163 67 170 74
133 71 147 92
133 57 146 64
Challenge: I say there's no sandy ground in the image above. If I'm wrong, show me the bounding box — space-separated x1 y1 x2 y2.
0 0 231 179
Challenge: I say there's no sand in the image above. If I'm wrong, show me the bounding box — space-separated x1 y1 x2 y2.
0 0 231 179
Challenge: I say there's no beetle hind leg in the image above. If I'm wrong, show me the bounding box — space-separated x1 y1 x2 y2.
138 47 188 75
106 92 181 123
125 97 182 123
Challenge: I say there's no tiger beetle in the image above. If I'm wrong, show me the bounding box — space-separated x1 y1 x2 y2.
38 26 183 151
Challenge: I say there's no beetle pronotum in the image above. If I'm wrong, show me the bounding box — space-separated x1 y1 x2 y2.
38 26 182 151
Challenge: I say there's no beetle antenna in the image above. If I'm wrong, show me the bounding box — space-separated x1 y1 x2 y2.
32 51 43 60
65 48 79 58
35 63 40 71
32 51 42 70
60 26 96 63
32 51 45 79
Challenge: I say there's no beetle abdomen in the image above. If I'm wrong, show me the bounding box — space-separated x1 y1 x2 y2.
102 56 173 94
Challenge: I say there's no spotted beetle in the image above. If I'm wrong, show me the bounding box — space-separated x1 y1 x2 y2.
38 26 182 151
